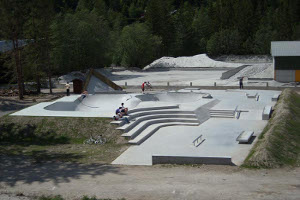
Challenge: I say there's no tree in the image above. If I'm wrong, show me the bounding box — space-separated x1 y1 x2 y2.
207 29 241 55
116 23 161 68
146 0 174 55
0 0 29 99
51 9 111 73
171 2 196 56
192 7 213 53
23 0 55 94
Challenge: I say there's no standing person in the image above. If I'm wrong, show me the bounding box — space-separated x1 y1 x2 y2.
141 82 146 94
239 77 244 89
65 82 70 96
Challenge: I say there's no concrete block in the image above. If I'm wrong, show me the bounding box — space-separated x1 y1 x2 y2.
236 131 254 143
262 105 272 120
272 94 280 101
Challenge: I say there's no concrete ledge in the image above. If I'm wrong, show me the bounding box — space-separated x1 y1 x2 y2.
262 105 272 120
272 94 280 101
152 155 233 165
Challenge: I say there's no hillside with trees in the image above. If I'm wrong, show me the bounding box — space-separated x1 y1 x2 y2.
0 0 299 98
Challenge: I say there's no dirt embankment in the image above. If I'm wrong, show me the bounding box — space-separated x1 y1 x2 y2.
244 89 300 168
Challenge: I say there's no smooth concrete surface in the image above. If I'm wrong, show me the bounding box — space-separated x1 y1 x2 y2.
113 90 281 166
87 75 115 94
11 89 281 166
112 118 268 166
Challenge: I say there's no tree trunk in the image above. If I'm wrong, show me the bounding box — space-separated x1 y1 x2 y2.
46 44 52 94
12 38 24 100
36 73 41 94
46 25 52 94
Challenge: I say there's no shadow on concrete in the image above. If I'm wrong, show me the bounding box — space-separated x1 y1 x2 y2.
0 155 123 186
248 136 256 145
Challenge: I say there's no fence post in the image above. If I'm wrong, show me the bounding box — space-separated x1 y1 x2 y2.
214 82 216 87
125 82 127 87
190 82 192 87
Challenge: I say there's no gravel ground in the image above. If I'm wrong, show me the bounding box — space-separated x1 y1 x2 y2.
0 157 299 200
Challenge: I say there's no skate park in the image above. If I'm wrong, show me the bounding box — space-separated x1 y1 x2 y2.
12 63 281 166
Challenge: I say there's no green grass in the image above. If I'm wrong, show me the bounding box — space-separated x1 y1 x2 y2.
243 89 300 168
0 116 129 164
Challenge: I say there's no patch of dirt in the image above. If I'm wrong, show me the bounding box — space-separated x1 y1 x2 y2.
0 157 299 200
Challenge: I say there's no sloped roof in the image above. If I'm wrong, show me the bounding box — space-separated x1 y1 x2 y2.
271 41 300 57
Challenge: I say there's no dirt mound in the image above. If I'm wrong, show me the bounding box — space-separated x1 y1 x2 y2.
244 89 300 168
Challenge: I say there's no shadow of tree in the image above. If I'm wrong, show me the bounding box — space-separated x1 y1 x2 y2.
0 154 122 186
0 100 34 112
0 123 70 146
0 154 123 187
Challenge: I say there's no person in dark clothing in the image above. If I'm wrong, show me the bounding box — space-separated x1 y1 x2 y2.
115 107 121 115
239 77 244 89
65 82 70 96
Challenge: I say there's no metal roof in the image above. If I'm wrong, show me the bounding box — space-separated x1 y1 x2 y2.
271 41 300 57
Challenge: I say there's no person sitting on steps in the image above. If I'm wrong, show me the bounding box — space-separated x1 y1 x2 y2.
120 103 128 115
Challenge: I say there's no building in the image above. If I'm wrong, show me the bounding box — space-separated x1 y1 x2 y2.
271 41 300 82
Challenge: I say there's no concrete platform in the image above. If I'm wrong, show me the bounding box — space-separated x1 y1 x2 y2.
11 89 281 166
112 118 267 166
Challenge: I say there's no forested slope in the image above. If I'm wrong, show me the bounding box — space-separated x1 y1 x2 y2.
0 0 299 96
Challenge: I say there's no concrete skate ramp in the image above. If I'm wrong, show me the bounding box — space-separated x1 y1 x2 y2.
136 92 203 103
87 75 115 93
45 94 141 116
84 69 123 94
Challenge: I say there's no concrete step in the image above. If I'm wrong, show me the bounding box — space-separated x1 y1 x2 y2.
128 109 194 121
210 115 235 118
122 118 199 139
118 113 197 132
209 110 235 114
128 122 200 145
128 105 179 115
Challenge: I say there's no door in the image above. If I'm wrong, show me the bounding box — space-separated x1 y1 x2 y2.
295 70 300 82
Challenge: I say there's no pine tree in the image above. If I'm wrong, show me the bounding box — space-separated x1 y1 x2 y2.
0 0 29 99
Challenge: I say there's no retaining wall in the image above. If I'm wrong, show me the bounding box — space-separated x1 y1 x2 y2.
152 155 233 165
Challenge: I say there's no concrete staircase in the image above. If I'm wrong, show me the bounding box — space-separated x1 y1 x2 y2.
209 106 237 118
111 105 199 145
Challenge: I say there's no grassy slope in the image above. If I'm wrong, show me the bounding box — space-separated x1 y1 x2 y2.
0 116 129 164
243 89 300 168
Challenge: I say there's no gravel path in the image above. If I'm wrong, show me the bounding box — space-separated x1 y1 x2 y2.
0 156 299 200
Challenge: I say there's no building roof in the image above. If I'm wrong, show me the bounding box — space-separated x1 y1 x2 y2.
271 41 300 57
